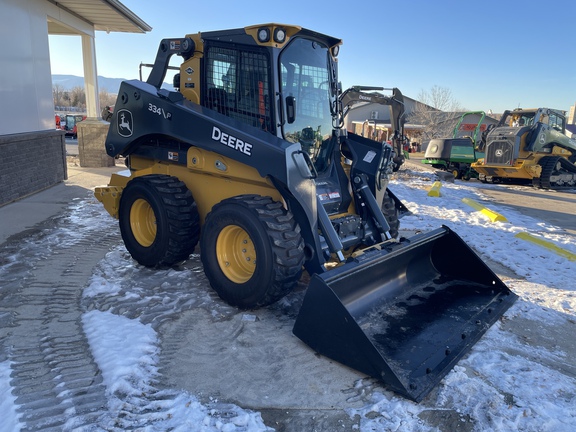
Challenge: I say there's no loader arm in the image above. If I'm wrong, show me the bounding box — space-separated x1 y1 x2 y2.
145 37 195 88
340 86 407 167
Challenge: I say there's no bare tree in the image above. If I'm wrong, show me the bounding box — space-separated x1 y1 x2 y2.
417 85 465 112
53 85 118 114
69 86 86 110
99 89 117 110
409 86 467 143
52 84 65 108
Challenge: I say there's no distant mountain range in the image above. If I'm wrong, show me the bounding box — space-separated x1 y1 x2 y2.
51 74 174 94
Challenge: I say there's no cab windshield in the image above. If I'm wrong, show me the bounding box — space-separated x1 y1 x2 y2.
501 111 535 128
280 38 335 164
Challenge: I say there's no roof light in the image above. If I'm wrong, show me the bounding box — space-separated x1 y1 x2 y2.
331 45 339 57
257 27 270 43
273 27 286 44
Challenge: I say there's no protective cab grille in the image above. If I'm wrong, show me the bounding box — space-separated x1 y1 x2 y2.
485 140 514 165
204 46 272 132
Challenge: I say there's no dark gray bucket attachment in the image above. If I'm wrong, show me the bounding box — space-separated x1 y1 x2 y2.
293 226 517 402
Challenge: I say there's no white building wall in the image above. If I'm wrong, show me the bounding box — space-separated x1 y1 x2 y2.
0 0 94 135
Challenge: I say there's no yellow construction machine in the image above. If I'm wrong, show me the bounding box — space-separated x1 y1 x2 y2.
472 108 576 188
95 24 517 402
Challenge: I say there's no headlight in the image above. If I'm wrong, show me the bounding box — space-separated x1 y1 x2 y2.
257 27 270 43
273 27 286 43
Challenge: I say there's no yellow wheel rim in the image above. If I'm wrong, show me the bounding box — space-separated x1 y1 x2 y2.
130 198 157 247
216 225 256 283
452 169 459 178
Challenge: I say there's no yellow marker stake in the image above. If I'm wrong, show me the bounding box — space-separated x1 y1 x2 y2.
515 232 576 262
427 181 442 197
461 198 507 223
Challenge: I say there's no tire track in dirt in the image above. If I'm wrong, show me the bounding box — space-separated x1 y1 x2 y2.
80 250 263 429
2 232 117 431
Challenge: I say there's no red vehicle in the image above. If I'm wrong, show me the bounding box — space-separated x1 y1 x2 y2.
64 114 86 139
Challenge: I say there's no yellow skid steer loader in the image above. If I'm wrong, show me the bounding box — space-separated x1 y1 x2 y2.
95 24 517 402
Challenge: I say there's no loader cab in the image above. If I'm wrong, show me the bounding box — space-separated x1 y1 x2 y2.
501 110 536 128
279 36 337 167
198 25 342 173
202 44 274 132
198 26 352 217
498 108 569 154
545 110 566 133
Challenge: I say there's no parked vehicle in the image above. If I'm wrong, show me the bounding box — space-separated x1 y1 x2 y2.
94 24 517 402
472 108 576 189
422 111 486 179
64 114 86 139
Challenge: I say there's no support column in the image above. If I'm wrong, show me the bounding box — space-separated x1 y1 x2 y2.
81 34 100 119
78 34 113 167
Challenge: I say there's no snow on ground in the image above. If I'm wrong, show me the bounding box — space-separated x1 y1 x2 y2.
345 168 576 431
82 310 271 431
0 361 20 431
390 168 575 292
1 166 575 431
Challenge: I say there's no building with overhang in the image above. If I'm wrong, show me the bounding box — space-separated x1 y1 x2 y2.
344 97 499 152
343 93 425 147
0 0 150 206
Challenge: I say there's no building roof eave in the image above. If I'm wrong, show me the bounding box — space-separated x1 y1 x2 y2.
46 0 151 34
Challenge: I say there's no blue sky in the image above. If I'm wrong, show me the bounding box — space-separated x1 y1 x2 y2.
49 0 576 114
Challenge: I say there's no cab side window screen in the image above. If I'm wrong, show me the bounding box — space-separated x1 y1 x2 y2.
205 46 272 132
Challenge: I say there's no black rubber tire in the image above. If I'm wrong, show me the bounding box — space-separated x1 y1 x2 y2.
381 190 400 239
119 174 200 267
449 163 462 179
200 195 305 309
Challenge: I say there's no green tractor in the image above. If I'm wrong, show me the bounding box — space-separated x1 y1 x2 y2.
422 111 487 179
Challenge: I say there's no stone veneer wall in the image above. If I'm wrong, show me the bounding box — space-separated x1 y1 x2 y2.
77 120 114 168
0 130 67 206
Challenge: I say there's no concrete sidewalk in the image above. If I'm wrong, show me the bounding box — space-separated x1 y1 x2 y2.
0 159 123 245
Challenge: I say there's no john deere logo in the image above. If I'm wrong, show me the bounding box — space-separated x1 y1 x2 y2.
495 149 503 157
117 109 133 137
